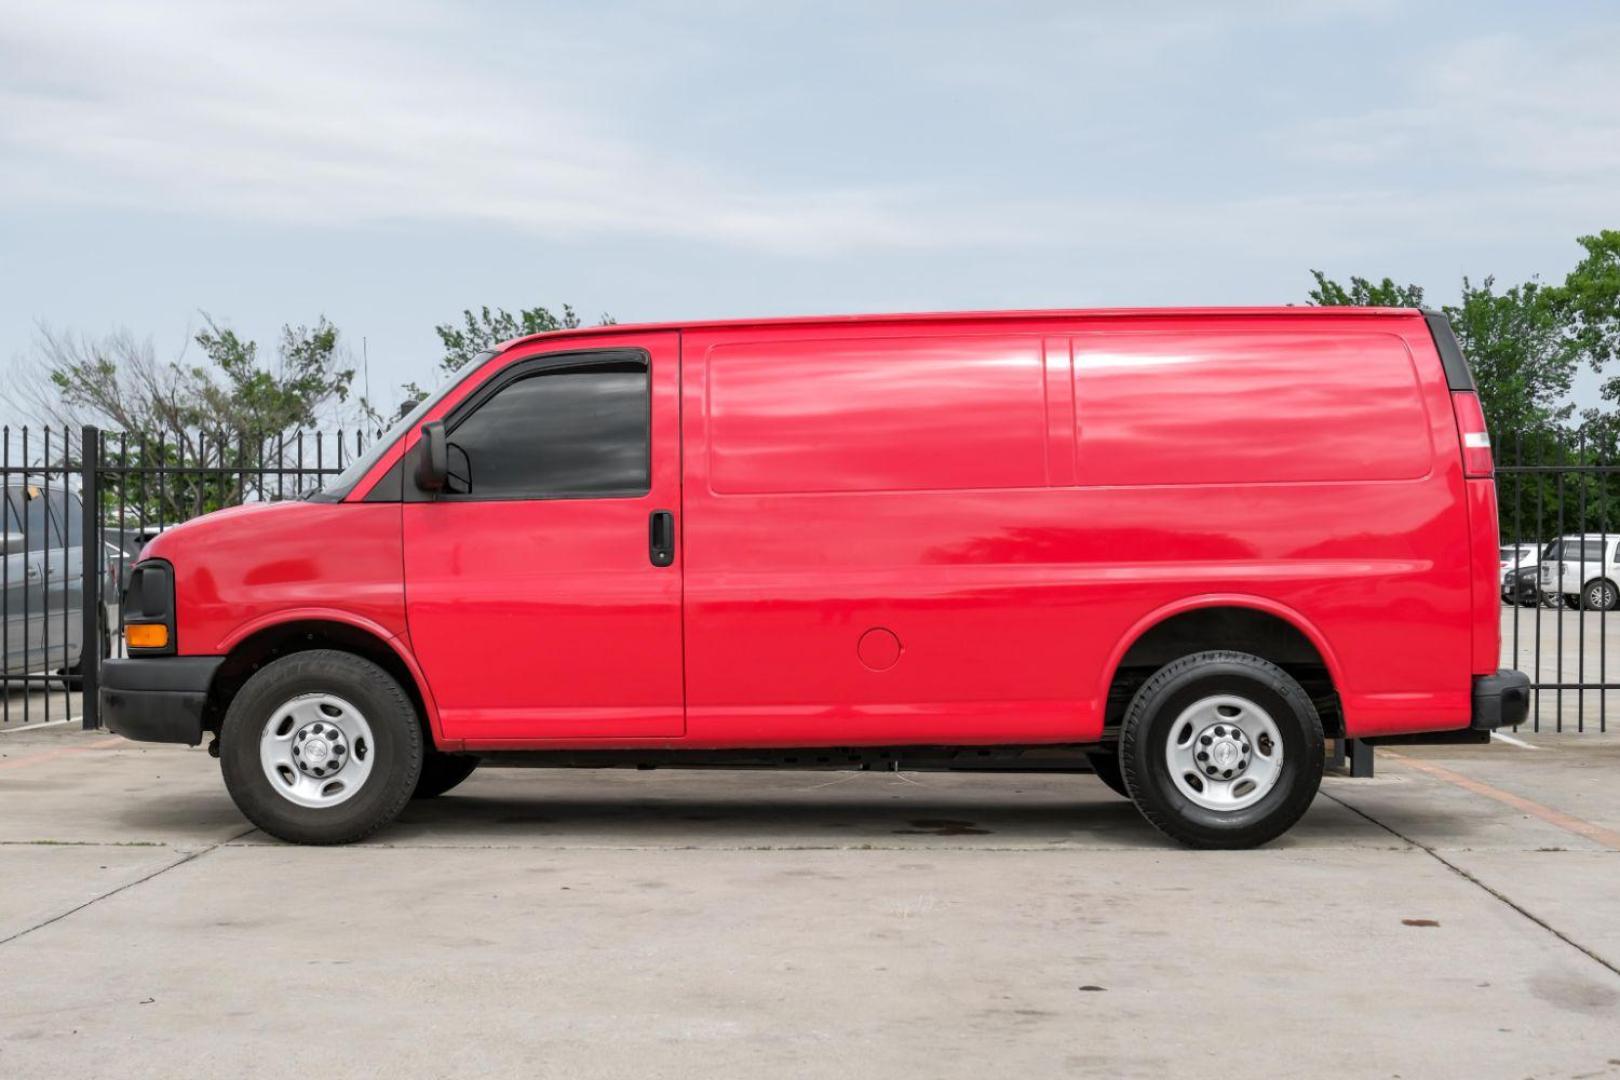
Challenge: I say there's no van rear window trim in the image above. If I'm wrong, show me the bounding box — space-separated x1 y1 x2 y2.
1422 310 1475 391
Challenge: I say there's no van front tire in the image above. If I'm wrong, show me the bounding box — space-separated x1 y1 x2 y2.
1120 651 1323 849
219 650 423 845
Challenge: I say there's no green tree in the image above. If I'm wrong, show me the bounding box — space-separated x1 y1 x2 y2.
189 316 356 434
1447 277 1577 437
1306 271 1425 309
1559 230 1620 404
18 315 360 521
34 314 355 439
1307 236 1620 544
1306 269 1579 439
432 304 616 376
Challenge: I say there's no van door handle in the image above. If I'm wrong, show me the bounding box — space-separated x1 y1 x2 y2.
648 510 675 567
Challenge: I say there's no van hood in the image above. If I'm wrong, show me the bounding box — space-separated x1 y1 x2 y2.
139 501 316 562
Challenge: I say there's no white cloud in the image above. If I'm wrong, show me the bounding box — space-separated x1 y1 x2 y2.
1283 29 1620 177
0 1 1615 264
0 0 935 253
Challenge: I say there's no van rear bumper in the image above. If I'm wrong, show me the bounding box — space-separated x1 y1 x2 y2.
1472 669 1531 730
100 657 223 746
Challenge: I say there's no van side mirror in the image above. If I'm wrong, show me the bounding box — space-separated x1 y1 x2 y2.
1 531 24 556
415 422 448 493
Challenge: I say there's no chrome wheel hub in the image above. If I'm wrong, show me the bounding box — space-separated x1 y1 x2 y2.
1165 695 1284 812
293 721 347 778
259 693 375 809
1201 725 1250 777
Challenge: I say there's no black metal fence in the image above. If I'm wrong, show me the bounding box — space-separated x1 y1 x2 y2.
0 426 363 730
0 427 89 730
3 423 1617 736
1499 430 1620 733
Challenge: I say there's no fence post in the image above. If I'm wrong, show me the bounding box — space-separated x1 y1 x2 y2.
80 426 101 730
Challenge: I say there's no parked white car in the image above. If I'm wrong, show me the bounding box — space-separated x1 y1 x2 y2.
1500 543 1541 576
1501 542 1545 606
1539 534 1620 611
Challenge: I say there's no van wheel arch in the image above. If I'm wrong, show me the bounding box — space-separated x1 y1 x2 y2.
204 620 433 748
1103 605 1342 742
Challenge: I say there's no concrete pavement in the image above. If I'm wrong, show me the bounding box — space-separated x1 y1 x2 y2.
2 723 1619 1078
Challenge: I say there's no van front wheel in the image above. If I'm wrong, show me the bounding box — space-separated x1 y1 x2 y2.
219 650 423 845
1120 651 1323 849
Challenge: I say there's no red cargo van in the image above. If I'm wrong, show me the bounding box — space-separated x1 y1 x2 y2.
102 308 1529 847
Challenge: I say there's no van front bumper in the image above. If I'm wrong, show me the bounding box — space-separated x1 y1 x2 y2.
100 657 223 746
1473 669 1531 730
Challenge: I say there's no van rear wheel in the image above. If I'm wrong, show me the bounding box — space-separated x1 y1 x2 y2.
219 650 423 845
1120 651 1323 849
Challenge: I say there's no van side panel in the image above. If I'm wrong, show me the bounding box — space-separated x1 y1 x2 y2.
680 312 1472 748
1072 331 1432 485
683 326 1093 747
706 335 1049 494
1071 321 1474 736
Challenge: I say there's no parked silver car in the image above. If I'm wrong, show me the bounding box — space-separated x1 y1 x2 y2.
2 484 111 683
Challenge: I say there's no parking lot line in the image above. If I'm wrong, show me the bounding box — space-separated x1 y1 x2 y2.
1387 751 1620 851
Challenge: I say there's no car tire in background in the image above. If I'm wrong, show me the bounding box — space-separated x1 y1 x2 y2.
1582 579 1620 612
1120 650 1324 849
219 650 423 845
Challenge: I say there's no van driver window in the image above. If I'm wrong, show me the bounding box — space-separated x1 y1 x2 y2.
447 360 650 499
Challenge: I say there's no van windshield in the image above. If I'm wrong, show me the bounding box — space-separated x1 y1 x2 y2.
310 352 494 501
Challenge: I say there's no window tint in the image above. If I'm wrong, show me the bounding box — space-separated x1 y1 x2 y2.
47 491 82 545
2 488 61 551
1548 540 1611 562
449 360 649 499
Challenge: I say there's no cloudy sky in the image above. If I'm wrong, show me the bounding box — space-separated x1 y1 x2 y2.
2 0 1618 415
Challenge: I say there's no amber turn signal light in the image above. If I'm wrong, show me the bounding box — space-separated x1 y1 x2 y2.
125 624 169 650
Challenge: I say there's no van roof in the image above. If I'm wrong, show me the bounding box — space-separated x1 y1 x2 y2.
498 306 1425 352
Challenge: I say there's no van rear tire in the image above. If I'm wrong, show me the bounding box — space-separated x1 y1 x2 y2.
219 650 423 845
1120 651 1323 849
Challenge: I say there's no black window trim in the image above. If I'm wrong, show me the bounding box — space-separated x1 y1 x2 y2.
402 347 653 504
